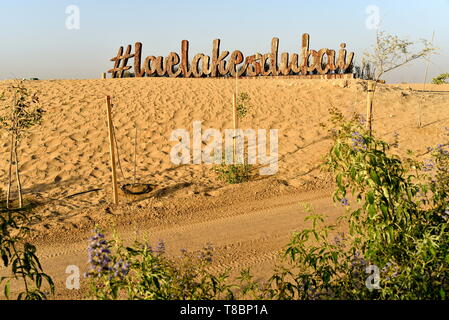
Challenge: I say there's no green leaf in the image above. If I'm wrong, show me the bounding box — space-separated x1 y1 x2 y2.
367 191 375 205
440 288 446 300
336 174 343 188
368 205 377 218
4 280 10 299
370 170 381 185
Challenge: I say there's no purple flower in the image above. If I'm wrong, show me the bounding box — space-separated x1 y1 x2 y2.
197 243 214 263
351 132 367 151
112 260 130 280
85 230 130 281
156 240 166 254
341 198 349 206
333 232 346 247
86 230 114 277
422 160 434 172
435 144 449 155
351 251 367 268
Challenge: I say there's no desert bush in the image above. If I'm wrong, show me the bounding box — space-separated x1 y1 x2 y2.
212 92 253 184
213 162 253 184
0 205 54 300
236 92 251 118
265 110 449 300
432 73 449 85
85 230 234 300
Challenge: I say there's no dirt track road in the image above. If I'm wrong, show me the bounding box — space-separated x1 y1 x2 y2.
2 188 345 299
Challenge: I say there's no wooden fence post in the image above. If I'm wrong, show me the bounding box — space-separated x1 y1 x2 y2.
366 81 375 136
106 96 119 205
232 93 239 163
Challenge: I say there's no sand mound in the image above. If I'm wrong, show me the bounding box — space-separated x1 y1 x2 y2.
0 78 448 233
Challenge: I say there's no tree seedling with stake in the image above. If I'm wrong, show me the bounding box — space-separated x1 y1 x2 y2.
0 80 45 209
363 30 436 133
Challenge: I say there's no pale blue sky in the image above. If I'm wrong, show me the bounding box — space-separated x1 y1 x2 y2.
0 0 448 82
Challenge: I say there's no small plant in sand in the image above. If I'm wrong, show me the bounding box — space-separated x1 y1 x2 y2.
0 205 55 300
85 229 234 300
213 161 253 184
0 80 45 209
214 93 253 184
236 92 251 118
432 73 449 85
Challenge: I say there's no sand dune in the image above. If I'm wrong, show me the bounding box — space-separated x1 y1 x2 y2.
0 78 448 234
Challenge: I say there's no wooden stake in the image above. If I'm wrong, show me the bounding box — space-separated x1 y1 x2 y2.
235 71 238 97
13 140 23 208
366 81 375 136
418 30 435 128
6 133 14 209
232 93 238 163
106 96 118 205
133 125 138 185
102 73 107 79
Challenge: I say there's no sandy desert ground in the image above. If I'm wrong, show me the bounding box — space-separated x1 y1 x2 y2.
0 78 448 299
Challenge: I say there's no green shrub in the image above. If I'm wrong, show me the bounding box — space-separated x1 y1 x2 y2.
236 92 251 118
213 162 253 184
85 230 234 300
210 92 253 185
0 205 54 300
266 110 449 300
432 73 449 85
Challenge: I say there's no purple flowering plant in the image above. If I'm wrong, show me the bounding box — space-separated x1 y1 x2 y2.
86 230 233 300
266 108 449 300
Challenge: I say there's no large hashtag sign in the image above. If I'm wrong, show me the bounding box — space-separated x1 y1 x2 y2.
108 45 135 78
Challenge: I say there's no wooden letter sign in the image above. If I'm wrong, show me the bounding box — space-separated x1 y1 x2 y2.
108 33 354 79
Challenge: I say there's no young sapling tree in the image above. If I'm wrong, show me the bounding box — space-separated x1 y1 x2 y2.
0 81 45 208
214 92 253 184
363 30 436 133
